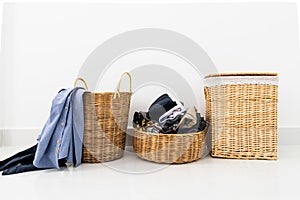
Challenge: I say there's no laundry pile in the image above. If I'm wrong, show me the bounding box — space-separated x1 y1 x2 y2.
133 94 206 134
0 88 86 175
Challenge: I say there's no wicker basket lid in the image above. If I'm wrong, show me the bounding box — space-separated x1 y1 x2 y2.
204 72 278 79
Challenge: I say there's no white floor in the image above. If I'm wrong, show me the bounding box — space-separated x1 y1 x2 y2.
0 145 299 200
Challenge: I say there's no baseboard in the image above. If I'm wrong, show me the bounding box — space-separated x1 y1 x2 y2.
0 127 299 146
0 129 3 146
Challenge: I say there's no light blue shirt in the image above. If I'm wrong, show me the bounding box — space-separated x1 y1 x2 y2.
72 89 86 166
33 88 86 169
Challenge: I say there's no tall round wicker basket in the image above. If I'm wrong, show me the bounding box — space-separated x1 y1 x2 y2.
75 72 132 163
204 72 278 160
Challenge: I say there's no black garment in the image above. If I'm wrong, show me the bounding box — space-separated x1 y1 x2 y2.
160 114 183 134
0 145 37 172
133 111 151 128
0 144 39 175
147 94 177 122
133 93 207 134
198 115 207 131
0 144 68 175
2 163 40 175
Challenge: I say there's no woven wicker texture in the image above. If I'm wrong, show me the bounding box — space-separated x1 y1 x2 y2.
205 73 278 160
133 129 206 163
75 73 132 163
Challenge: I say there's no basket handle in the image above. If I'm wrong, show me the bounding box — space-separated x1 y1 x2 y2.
204 87 209 101
74 77 89 90
113 72 132 99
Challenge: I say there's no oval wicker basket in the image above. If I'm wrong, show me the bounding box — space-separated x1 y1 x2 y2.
74 72 132 163
133 128 206 164
205 72 278 160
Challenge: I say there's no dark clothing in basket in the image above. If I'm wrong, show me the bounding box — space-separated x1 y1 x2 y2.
133 111 152 129
133 93 181 132
176 107 206 133
177 114 206 133
158 105 186 124
133 94 206 134
146 123 163 133
147 94 177 122
160 114 182 134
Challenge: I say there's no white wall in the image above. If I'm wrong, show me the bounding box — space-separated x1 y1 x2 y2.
1 2 300 132
0 3 3 130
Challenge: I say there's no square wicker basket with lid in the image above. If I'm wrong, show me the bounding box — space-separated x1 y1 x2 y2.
204 72 278 160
